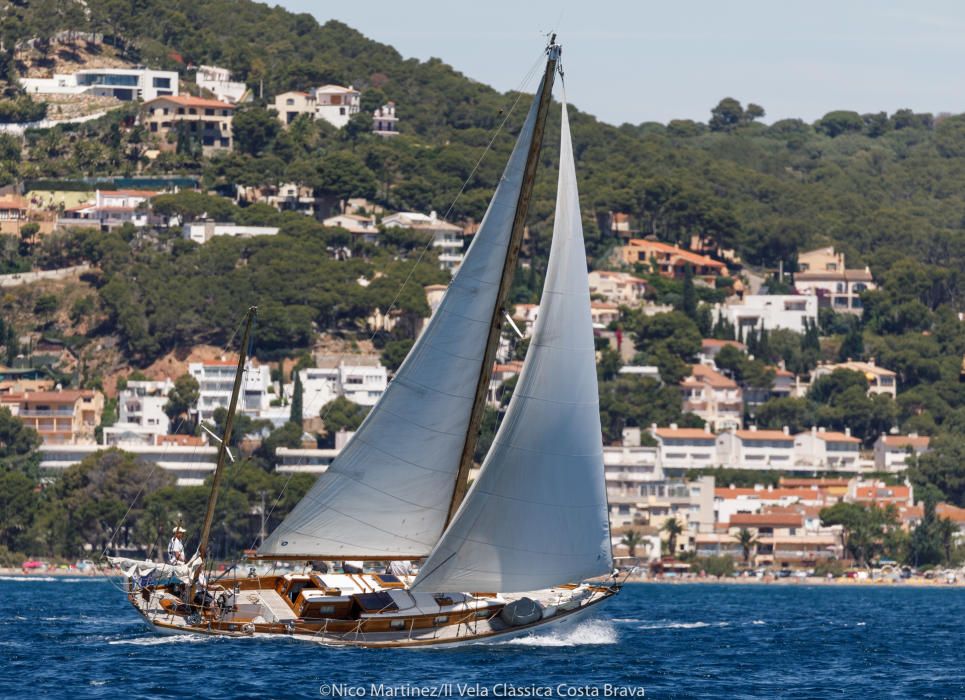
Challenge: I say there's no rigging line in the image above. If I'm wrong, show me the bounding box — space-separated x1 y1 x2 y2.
98 412 189 560
309 50 546 427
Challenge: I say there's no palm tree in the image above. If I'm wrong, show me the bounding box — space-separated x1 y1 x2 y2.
662 518 684 557
734 528 759 566
620 529 644 558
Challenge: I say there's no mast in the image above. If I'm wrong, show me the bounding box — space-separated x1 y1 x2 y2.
445 38 560 525
192 306 257 583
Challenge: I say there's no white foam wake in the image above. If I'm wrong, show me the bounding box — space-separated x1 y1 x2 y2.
506 620 618 647
638 621 730 630
108 634 210 646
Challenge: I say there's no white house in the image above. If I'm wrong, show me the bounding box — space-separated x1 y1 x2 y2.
588 270 647 307
715 427 795 471
106 378 174 443
297 356 388 414
195 65 247 103
874 434 931 472
183 222 280 244
793 427 862 472
382 211 465 271
373 101 399 137
57 189 163 232
314 84 361 128
322 213 379 243
189 359 273 423
22 68 178 101
716 294 818 334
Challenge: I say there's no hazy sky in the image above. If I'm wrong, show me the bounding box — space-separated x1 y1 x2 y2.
277 0 965 126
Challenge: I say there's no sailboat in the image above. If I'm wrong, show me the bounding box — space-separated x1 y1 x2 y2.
109 38 620 647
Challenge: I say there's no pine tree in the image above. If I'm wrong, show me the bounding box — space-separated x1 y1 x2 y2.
681 264 697 320
290 371 303 426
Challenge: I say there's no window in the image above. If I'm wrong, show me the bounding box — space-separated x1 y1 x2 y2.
389 620 407 630
153 77 171 88
204 108 213 116
286 98 295 105
434 616 448 625
177 108 184 115
188 108 197 115
339 107 346 115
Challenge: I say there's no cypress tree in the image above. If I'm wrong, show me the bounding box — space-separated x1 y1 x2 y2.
290 371 303 425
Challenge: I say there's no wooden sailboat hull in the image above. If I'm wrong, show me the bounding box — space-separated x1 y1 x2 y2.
121 571 619 648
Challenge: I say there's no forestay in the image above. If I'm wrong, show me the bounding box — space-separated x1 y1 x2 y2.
258 78 548 559
412 100 613 593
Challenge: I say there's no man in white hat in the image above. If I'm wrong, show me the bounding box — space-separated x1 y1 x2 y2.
167 526 186 565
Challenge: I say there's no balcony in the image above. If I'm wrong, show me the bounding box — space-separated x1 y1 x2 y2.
21 408 75 417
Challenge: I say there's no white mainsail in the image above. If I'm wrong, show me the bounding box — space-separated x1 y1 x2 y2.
259 77 550 559
412 100 612 593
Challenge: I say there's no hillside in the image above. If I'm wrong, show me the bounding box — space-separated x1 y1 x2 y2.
0 0 962 286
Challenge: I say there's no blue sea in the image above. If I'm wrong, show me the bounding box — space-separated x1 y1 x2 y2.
2 577 963 699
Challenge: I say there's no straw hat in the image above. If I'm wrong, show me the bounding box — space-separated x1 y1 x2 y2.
173 526 187 534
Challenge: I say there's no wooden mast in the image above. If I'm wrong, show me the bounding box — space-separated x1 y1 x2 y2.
445 39 560 525
191 306 257 592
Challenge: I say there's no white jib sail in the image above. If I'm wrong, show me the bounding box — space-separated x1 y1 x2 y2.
412 99 613 593
258 78 548 559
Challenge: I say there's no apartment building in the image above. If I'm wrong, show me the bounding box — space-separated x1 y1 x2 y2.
650 425 718 474
18 389 104 445
142 95 236 154
39 443 217 486
680 364 743 431
715 428 795 471
189 359 273 423
793 427 862 472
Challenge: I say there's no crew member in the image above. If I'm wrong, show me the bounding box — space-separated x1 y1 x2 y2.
167 526 186 564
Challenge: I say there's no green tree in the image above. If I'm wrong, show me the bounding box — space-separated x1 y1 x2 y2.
662 517 684 556
290 371 303 425
164 374 200 431
733 527 758 565
232 106 281 156
319 397 370 440
620 529 645 558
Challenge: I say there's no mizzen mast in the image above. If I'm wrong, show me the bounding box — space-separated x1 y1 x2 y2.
445 38 561 524
194 306 257 577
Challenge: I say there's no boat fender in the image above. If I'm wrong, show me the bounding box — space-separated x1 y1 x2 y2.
242 623 255 635
499 597 543 626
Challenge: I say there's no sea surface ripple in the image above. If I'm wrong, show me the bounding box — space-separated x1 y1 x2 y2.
2 578 963 699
